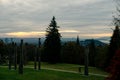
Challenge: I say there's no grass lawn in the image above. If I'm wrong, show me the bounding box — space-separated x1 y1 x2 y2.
0 67 106 80
27 62 108 75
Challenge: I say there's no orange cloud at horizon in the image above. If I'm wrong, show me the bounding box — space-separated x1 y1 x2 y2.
6 32 46 38
80 33 112 38
5 30 80 38
5 31 112 39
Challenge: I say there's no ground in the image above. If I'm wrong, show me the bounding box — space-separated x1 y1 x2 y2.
0 62 108 80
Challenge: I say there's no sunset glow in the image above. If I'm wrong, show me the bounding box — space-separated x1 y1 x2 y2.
6 32 46 38
81 33 112 38
5 31 112 39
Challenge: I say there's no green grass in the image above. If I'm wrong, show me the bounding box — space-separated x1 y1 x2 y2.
0 67 105 80
27 62 108 75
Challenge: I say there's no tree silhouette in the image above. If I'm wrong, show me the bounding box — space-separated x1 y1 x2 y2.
61 41 84 64
0 40 7 64
89 39 96 67
106 49 120 80
106 3 120 68
44 16 61 64
76 35 80 45
106 1 120 79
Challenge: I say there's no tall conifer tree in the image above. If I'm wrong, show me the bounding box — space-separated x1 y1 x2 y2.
89 39 96 67
106 25 120 69
106 0 120 79
105 0 120 69
76 35 80 45
44 16 61 63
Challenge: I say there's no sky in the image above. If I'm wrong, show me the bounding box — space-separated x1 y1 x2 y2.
0 0 117 40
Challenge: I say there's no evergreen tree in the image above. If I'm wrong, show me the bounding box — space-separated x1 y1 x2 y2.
106 16 120 68
106 49 120 80
76 35 80 45
0 40 7 64
106 0 120 67
61 41 84 64
106 1 120 79
89 39 96 67
44 16 61 64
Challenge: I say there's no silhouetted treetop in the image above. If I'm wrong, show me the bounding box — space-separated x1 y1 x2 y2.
44 16 61 64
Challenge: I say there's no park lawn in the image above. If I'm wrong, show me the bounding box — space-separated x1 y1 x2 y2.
0 67 105 80
27 62 108 75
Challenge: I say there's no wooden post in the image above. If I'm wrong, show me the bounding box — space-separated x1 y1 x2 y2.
84 46 89 76
14 43 17 70
8 43 13 70
24 43 27 66
38 38 41 70
19 39 23 74
78 67 81 73
8 47 12 70
34 46 37 70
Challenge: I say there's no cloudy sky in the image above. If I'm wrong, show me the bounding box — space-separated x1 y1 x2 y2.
0 0 117 39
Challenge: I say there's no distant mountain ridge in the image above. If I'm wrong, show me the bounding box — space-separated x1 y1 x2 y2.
80 39 107 46
0 38 107 46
